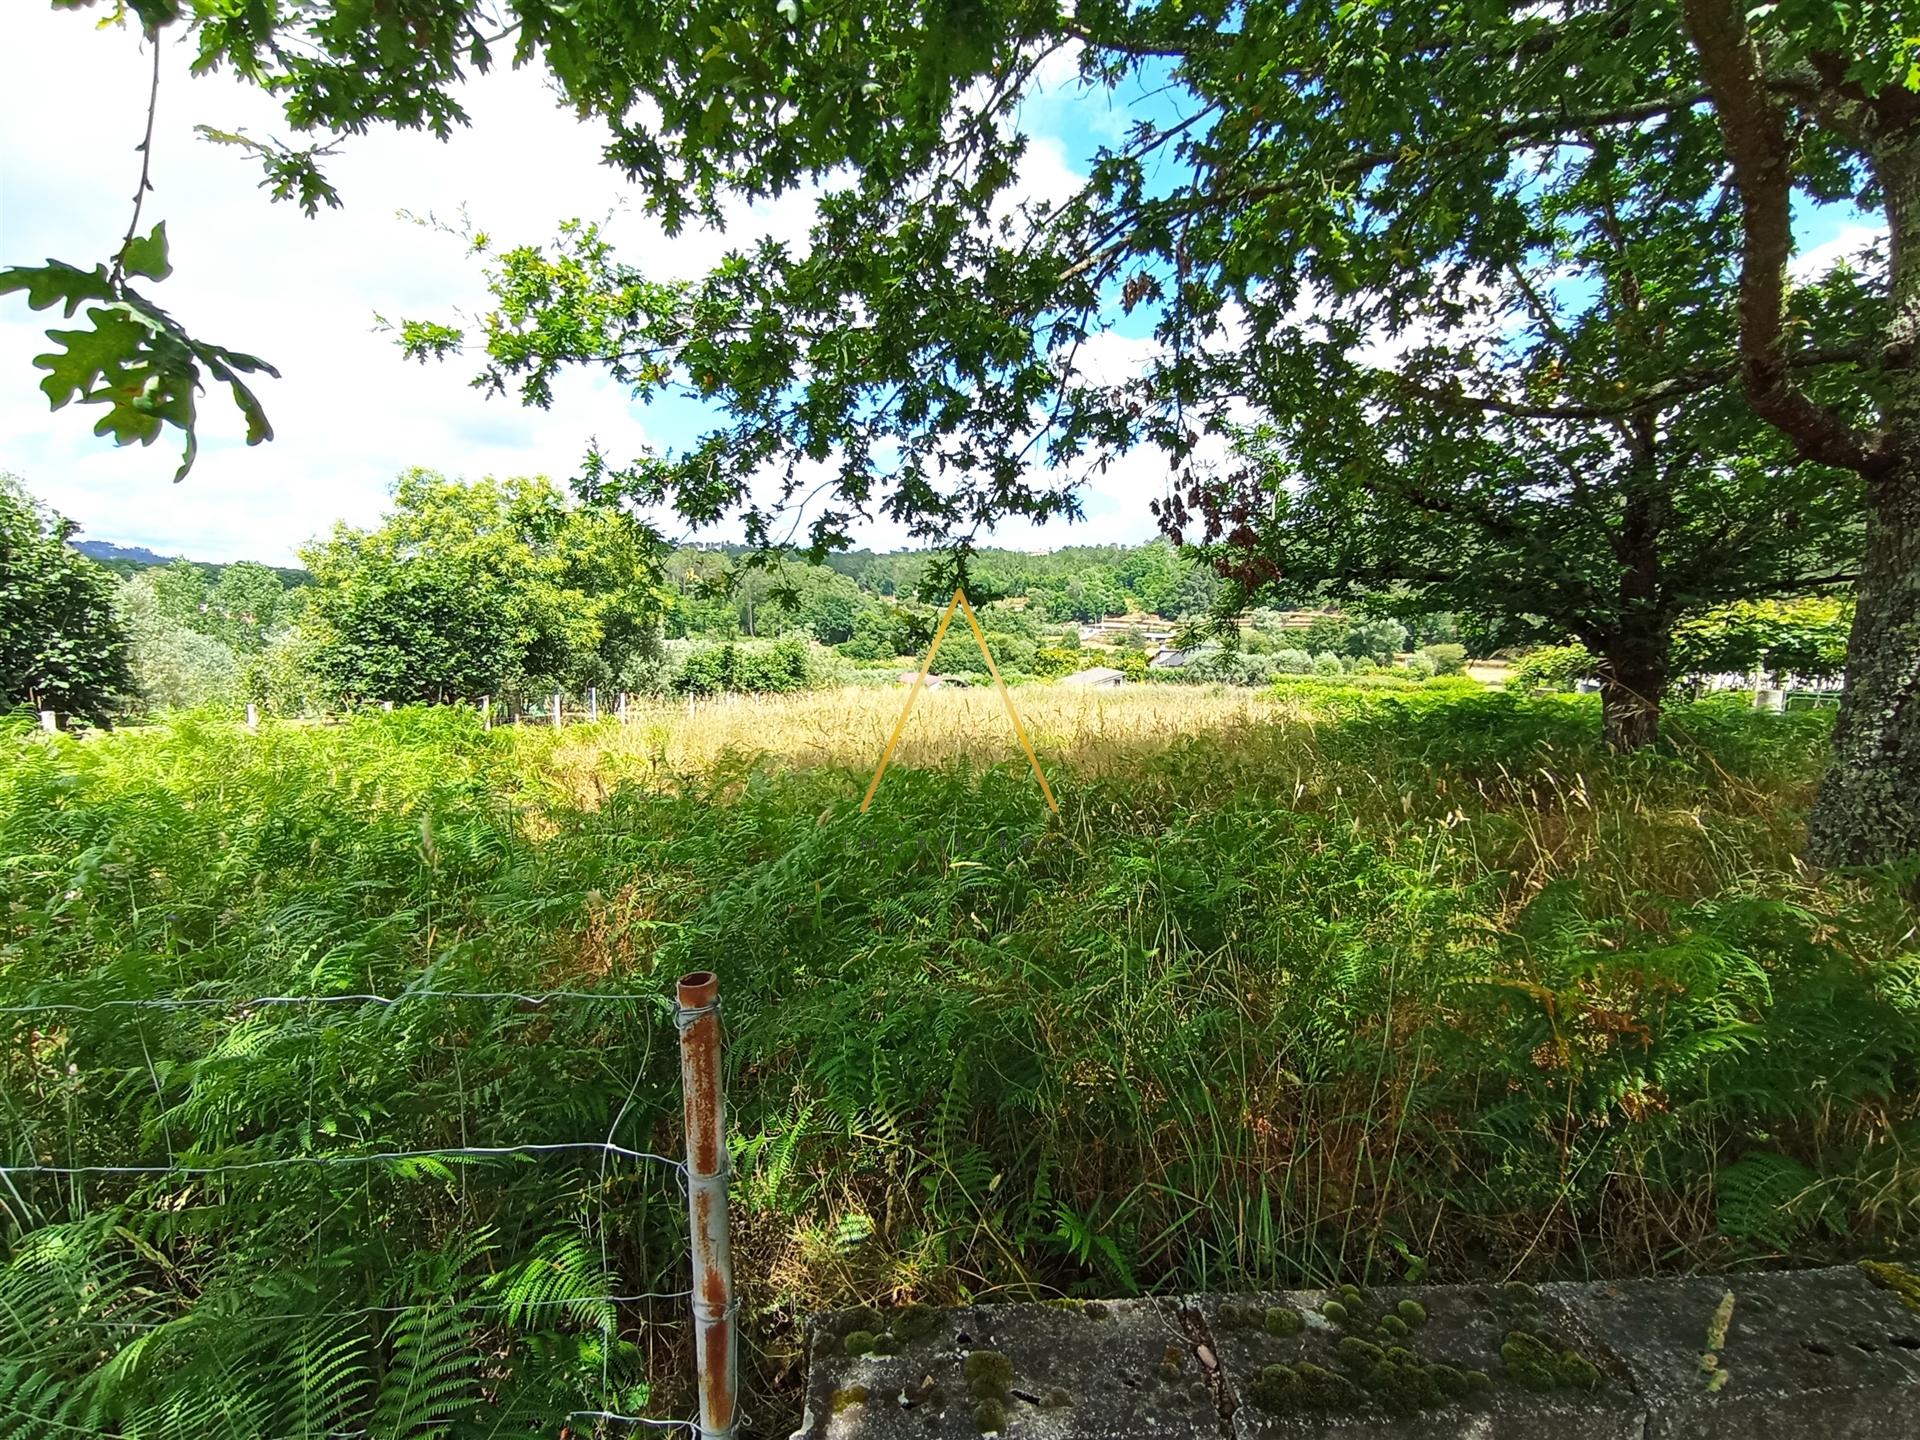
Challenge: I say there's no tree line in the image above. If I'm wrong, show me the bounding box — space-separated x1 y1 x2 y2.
5 468 1857 726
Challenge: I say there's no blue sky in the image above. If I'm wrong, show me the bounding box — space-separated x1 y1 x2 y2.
0 13 1886 565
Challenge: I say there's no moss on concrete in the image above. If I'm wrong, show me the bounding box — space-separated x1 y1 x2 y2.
890 1301 941 1341
1264 1303 1303 1337
1862 1260 1920 1314
972 1397 1008 1434
1500 1329 1601 1393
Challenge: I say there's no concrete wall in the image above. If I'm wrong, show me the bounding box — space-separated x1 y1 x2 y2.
796 1264 1920 1438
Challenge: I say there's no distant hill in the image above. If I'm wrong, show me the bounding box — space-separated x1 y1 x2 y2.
69 539 312 589
72 539 177 566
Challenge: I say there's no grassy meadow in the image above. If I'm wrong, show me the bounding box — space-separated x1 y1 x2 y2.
2 682 1917 1435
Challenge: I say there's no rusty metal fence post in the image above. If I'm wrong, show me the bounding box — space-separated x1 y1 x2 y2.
676 971 737 1438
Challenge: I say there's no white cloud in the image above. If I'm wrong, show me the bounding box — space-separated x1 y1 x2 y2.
0 12 821 563
0 11 1180 563
1791 222 1885 282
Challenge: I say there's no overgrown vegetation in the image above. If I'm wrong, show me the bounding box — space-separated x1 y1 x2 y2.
2 686 1914 1434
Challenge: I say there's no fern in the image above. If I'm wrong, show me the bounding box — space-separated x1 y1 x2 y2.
1717 1151 1828 1252
487 1233 617 1337
371 1304 475 1439
274 1317 374 1440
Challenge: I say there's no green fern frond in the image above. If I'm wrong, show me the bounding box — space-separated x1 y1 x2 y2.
372 1302 476 1439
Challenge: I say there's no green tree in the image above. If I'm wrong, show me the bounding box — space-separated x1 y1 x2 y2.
1198 95 1866 747
118 571 240 712
1343 618 1410 665
1161 562 1226 622
0 475 132 722
1299 617 1351 656
1672 597 1854 685
150 558 209 629
207 561 287 653
299 470 665 703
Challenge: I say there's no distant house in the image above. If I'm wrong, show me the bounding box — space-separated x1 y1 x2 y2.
897 671 955 689
1060 666 1127 688
1149 647 1196 669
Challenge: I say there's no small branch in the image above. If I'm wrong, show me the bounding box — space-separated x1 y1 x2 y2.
1395 344 1870 422
1063 21 1222 59
110 28 163 286
1680 0 1884 476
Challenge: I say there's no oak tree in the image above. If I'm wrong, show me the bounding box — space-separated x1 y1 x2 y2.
0 475 134 723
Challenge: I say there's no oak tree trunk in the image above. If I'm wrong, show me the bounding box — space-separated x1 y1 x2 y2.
1806 132 1920 867
1806 453 1920 865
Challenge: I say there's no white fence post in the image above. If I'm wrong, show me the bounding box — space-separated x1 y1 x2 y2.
245 703 259 730
618 691 629 723
38 710 58 734
550 693 563 728
479 696 492 731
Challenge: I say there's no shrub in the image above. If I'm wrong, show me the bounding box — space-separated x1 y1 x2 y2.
1312 651 1344 677
1273 648 1313 675
1420 643 1468 676
1032 645 1085 679
677 637 815 695
1403 651 1437 680
1508 644 1595 693
1344 616 1408 661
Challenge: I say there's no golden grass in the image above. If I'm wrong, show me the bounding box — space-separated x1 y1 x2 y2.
525 683 1282 800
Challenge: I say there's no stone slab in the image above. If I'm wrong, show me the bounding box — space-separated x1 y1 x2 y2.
793 1297 1224 1439
1546 1266 1920 1440
794 1266 1920 1439
1195 1283 1643 1439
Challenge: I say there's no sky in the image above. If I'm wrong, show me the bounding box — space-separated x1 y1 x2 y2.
0 11 1887 566
0 12 1177 565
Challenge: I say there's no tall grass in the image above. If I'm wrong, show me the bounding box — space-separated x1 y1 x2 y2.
1 688 1915 1436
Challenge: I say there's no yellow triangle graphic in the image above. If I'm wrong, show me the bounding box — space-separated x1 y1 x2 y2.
860 586 1059 814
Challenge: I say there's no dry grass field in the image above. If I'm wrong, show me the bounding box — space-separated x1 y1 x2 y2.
527 681 1291 803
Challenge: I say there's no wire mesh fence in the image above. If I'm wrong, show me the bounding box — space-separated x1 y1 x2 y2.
0 970 737 1438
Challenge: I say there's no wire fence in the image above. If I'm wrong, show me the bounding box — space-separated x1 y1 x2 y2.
30 685 766 736
0 972 739 1438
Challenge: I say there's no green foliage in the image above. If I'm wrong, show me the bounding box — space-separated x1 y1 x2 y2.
1344 618 1409 663
117 571 241 713
0 709 667 1433
1673 598 1854 684
0 475 133 722
1420 645 1468 677
0 225 276 480
1716 1152 1830 1252
241 626 332 716
298 470 667 703
1508 646 1596 694
676 638 813 695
